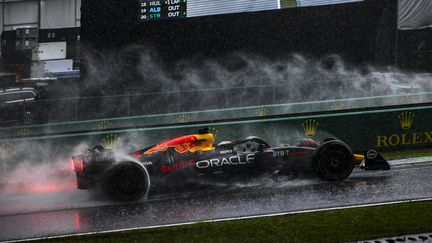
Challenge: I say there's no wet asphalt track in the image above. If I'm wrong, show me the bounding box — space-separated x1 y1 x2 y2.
1 160 432 242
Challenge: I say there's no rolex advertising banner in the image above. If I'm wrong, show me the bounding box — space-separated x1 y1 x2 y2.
1 105 432 166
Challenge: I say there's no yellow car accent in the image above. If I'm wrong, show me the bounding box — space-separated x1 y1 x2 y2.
353 153 365 165
189 133 215 152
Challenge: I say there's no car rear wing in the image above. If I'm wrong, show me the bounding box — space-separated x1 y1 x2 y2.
353 150 391 171
71 145 116 172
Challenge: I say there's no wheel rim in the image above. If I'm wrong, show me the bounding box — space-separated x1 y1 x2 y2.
109 166 147 199
320 149 350 177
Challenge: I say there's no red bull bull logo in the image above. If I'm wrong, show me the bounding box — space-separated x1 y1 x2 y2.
144 134 215 154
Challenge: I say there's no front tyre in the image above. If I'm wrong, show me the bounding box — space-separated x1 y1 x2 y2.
314 142 354 181
103 161 150 201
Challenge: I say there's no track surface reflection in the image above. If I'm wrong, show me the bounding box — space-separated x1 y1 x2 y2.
1 162 432 242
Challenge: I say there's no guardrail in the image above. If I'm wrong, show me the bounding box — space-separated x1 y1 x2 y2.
1 91 432 140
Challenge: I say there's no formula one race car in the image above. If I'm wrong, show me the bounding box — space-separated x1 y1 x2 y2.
71 128 390 201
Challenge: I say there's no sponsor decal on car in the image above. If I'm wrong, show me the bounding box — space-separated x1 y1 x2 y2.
273 150 311 157
90 153 115 162
219 150 233 154
162 160 195 174
273 150 289 157
142 161 153 166
196 154 255 169
145 134 215 154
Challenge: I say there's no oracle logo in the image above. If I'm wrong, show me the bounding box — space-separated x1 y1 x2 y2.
196 154 255 169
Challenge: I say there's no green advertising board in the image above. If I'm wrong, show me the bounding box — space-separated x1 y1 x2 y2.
1 104 431 167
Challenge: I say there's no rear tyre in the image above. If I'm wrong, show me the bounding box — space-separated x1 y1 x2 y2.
103 161 150 201
314 142 354 181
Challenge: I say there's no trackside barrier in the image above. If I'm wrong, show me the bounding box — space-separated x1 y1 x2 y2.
0 103 431 166
1 93 432 139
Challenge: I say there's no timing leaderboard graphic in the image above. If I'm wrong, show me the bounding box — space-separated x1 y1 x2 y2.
139 0 187 21
138 0 364 22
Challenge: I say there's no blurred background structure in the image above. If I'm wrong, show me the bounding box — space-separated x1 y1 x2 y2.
0 0 430 126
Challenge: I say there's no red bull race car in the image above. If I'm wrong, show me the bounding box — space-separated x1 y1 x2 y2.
71 128 390 201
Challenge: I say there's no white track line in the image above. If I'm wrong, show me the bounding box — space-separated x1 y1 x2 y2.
389 156 432 166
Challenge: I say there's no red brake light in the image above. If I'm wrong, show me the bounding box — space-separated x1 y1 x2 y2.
71 158 84 172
